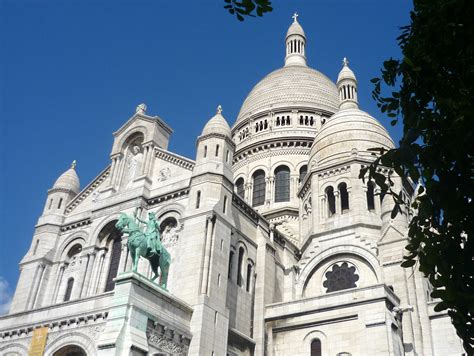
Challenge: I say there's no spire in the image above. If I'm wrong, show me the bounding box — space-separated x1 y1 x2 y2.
285 13 307 67
337 57 358 110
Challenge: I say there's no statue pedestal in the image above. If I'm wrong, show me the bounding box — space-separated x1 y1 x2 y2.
97 271 193 356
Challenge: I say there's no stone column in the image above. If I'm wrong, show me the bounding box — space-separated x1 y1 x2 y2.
335 190 341 215
52 262 66 303
375 187 382 215
246 183 253 206
30 262 46 309
93 249 107 295
118 240 129 273
80 252 96 298
109 153 123 188
267 176 274 205
320 195 326 221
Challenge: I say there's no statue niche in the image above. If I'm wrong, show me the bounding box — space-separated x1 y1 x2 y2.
122 143 143 188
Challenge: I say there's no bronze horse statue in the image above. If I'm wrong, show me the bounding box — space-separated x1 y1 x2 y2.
115 213 171 289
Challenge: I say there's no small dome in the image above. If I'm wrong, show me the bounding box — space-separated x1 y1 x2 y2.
310 109 394 168
286 21 305 38
53 161 80 194
202 105 231 137
337 64 356 83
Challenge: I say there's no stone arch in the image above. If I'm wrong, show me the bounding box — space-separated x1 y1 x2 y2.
55 234 87 262
0 342 28 355
44 331 97 356
115 126 147 153
297 244 381 298
270 160 295 175
90 215 122 247
303 330 329 356
248 165 269 179
154 202 185 220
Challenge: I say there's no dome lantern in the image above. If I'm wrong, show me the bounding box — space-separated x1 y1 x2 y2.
337 57 358 110
285 12 307 67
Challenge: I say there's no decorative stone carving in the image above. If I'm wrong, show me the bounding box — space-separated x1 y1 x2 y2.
147 332 187 355
161 223 183 247
157 167 171 182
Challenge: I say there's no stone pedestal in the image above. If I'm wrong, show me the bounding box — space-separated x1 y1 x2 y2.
97 271 193 355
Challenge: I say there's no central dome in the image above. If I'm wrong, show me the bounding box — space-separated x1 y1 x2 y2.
235 66 339 125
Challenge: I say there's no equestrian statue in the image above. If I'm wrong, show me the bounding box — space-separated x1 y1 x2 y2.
115 209 171 289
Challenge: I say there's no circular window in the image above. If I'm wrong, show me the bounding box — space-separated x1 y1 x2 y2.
323 262 359 293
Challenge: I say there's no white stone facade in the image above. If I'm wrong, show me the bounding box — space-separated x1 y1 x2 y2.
0 16 464 356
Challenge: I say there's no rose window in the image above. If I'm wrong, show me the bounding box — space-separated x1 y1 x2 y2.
323 262 359 293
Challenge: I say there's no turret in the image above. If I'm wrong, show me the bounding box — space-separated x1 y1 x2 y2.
41 161 80 217
337 57 358 110
192 105 235 183
285 12 307 67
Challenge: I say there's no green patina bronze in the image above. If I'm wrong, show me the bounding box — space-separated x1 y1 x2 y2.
115 210 171 289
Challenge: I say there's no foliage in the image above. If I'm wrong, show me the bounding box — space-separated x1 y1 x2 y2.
360 0 474 352
224 0 272 21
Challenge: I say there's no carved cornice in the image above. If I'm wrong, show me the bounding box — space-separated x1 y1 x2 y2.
231 193 260 224
60 218 92 232
0 311 108 341
66 166 111 215
155 148 195 171
233 137 312 165
147 188 190 207
317 165 351 179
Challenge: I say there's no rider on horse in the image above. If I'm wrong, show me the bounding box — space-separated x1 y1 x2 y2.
134 210 162 256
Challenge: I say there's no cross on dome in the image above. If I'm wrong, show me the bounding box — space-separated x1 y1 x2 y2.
343 57 349 67
217 105 223 114
71 160 77 169
292 12 299 23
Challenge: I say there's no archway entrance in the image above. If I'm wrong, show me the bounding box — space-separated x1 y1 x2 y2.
53 345 87 356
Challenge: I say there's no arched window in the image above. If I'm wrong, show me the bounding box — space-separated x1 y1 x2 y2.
105 235 122 292
326 186 336 216
339 183 349 212
223 196 227 214
237 246 244 286
246 263 252 292
196 191 201 209
274 166 290 202
252 170 266 207
57 198 63 209
226 150 230 163
64 278 74 302
235 178 245 199
204 145 207 158
323 262 359 293
215 144 220 157
48 198 53 209
311 339 322 356
299 165 308 183
228 251 234 279
367 181 375 210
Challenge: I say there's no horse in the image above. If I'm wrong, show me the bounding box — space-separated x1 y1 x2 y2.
115 213 171 289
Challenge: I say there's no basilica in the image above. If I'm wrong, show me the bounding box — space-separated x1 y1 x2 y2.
0 15 464 356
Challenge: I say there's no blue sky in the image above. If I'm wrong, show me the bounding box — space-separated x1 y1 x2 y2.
0 0 411 311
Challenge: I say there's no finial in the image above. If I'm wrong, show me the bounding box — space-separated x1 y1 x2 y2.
136 103 147 114
217 105 223 115
342 57 349 67
292 12 299 23
71 160 77 169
